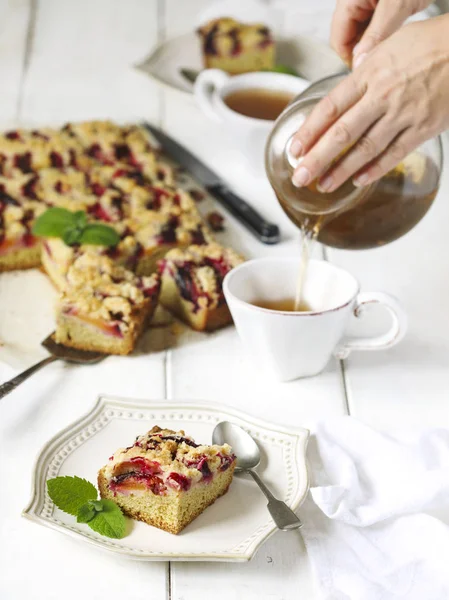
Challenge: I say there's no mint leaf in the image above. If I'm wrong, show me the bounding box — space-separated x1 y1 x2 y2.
77 502 96 523
73 211 87 229
87 499 126 539
32 207 76 238
62 226 83 246
47 476 97 516
79 224 120 247
264 64 298 76
91 500 104 512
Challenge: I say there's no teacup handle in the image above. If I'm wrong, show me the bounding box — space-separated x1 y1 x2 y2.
194 69 230 122
334 292 407 359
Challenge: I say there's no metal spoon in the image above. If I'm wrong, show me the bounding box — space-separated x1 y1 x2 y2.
213 421 302 530
0 333 105 400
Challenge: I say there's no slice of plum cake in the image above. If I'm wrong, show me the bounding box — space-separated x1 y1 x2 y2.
98 426 236 534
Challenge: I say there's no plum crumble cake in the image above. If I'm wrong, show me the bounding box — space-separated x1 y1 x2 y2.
98 426 236 534
197 17 275 74
55 252 160 355
159 243 244 331
0 120 244 354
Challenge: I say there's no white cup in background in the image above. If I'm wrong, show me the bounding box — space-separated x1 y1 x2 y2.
224 258 407 382
194 69 308 172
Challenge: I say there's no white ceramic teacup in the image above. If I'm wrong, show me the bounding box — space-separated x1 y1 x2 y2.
223 258 407 381
194 69 308 171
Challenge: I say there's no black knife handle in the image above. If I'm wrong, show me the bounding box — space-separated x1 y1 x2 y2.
207 184 280 245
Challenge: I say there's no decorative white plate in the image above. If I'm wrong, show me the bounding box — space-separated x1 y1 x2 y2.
23 396 309 561
136 32 345 95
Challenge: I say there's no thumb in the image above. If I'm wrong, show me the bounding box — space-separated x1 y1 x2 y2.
352 0 411 65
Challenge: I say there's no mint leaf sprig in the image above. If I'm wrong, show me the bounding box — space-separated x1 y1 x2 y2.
47 476 126 539
32 207 120 247
263 64 298 76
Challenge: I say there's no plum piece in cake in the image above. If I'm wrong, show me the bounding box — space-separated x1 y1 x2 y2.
158 243 244 331
98 425 236 534
131 210 214 276
55 251 160 355
197 18 275 74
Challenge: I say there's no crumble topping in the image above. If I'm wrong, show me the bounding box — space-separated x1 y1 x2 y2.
62 251 159 327
103 426 235 493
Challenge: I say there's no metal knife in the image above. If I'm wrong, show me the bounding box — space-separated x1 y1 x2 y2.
143 123 280 244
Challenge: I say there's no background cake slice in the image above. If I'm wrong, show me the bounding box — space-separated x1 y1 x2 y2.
197 17 275 74
55 251 160 355
98 425 236 534
158 243 244 331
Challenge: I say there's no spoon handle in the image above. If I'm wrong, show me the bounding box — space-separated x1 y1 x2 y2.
0 355 58 400
247 470 302 530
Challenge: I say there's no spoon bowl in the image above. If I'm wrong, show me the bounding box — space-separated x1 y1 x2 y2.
212 421 261 471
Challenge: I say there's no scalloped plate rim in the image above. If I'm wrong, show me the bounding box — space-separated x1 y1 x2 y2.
22 395 310 562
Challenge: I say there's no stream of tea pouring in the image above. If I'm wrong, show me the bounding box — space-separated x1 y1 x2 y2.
285 140 353 312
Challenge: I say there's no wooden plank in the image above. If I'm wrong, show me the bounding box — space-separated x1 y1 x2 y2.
19 0 162 126
0 0 32 127
327 136 449 430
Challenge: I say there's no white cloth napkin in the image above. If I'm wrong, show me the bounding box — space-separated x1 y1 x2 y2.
300 417 449 600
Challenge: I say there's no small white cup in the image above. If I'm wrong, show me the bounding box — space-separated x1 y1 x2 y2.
194 69 308 171
223 258 407 381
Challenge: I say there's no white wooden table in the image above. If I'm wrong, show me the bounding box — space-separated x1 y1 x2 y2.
1 1 448 599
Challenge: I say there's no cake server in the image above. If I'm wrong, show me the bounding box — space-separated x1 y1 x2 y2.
0 334 105 400
143 123 280 244
213 421 303 530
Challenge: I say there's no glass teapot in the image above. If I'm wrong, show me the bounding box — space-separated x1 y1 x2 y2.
265 73 443 250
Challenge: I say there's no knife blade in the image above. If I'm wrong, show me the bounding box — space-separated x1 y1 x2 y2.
143 123 280 244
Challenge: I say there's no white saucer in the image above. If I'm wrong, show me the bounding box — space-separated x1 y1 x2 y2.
135 32 346 95
23 396 309 562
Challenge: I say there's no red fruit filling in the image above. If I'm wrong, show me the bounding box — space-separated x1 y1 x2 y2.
91 183 105 196
184 455 213 482
14 152 32 174
190 226 207 245
50 151 64 168
167 472 191 491
0 189 20 207
110 458 166 495
172 263 206 312
88 202 113 222
160 434 199 448
218 453 235 472
22 176 38 199
145 186 171 210
6 131 21 141
157 215 179 244
114 144 130 161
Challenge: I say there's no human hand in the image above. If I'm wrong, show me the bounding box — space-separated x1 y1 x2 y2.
290 15 449 192
330 0 432 67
